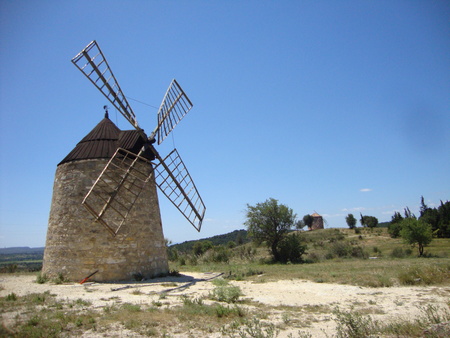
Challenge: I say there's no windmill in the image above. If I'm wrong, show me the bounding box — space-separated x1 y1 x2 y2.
72 40 206 237
42 41 205 281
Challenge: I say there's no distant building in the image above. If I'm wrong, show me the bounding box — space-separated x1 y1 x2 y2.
309 212 324 230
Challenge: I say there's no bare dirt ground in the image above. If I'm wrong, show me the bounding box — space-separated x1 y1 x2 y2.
1 272 449 337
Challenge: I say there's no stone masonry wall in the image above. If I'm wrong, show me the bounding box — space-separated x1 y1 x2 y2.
42 159 168 282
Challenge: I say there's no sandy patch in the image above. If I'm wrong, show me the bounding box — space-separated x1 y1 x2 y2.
1 272 449 337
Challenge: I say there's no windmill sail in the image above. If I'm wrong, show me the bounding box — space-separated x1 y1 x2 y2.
153 79 193 145
72 40 139 129
82 148 153 236
154 149 205 232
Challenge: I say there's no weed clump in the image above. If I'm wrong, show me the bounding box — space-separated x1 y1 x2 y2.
35 272 48 284
210 279 242 303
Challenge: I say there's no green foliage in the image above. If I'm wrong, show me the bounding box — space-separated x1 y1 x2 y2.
35 272 48 284
206 246 231 263
303 214 313 229
419 197 450 238
245 198 297 262
345 213 357 229
390 247 412 258
327 241 368 259
210 283 242 303
276 233 307 263
333 302 450 337
222 317 279 338
388 221 402 239
397 265 449 285
388 211 404 238
400 218 433 256
361 215 378 229
334 307 374 338
170 230 249 254
5 292 17 301
192 240 213 256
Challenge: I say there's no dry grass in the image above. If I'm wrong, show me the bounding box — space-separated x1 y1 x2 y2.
171 228 450 288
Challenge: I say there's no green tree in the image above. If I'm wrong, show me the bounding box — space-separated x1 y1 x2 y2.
400 218 432 257
345 214 357 229
388 211 403 238
419 196 450 238
245 198 297 262
303 214 313 229
359 214 378 228
365 216 378 229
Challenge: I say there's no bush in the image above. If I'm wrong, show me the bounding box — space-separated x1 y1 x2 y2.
276 233 307 263
388 222 403 238
35 272 48 284
210 284 242 303
209 246 231 263
327 242 368 259
328 242 351 258
334 307 375 338
390 247 412 258
350 246 368 259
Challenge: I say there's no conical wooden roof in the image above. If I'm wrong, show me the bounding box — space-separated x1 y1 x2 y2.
59 113 154 165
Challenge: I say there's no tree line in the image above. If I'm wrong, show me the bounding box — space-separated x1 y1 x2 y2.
345 196 450 256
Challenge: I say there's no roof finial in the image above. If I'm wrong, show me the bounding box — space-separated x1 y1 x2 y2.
103 105 109 119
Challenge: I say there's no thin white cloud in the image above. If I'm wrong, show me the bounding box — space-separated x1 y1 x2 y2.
360 188 372 192
342 207 367 212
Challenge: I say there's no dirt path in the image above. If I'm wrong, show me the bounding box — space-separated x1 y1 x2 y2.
1 273 449 337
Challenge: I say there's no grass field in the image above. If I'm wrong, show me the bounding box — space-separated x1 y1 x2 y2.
169 228 450 288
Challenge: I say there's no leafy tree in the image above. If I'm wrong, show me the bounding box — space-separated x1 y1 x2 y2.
404 207 416 219
245 198 297 262
436 200 450 237
345 214 357 229
365 216 378 229
388 211 403 238
419 196 450 238
400 218 432 257
303 214 313 229
359 214 378 228
296 219 306 230
359 213 365 227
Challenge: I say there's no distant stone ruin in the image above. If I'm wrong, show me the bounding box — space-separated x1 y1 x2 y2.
309 213 324 230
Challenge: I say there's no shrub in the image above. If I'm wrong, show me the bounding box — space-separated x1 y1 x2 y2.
328 242 351 258
52 273 66 284
210 246 231 263
350 246 369 259
390 247 412 258
35 272 48 284
5 292 17 301
210 284 242 303
334 307 375 338
277 233 307 263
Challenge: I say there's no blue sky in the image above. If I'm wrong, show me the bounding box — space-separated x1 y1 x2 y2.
0 1 449 248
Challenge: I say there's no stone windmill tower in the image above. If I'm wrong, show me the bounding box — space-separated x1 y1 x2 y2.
310 212 324 230
42 41 205 282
